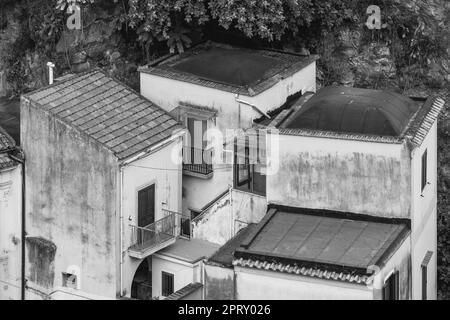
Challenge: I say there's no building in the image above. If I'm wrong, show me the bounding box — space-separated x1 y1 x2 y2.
139 41 318 245
20 69 202 299
203 86 446 300
0 124 22 300
6 41 446 300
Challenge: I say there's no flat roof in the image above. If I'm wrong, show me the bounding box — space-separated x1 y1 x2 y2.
157 238 220 264
260 87 446 146
234 206 410 283
23 70 182 160
139 41 319 97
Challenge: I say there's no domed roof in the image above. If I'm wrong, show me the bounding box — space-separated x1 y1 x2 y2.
284 87 420 136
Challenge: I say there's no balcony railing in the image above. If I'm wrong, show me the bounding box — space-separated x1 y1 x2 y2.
182 146 213 176
128 209 190 259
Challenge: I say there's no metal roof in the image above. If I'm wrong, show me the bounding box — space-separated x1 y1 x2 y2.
139 41 319 97
234 206 410 283
282 87 420 136
23 70 182 160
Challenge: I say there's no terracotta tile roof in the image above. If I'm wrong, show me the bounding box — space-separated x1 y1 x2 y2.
0 131 14 152
232 258 372 285
0 127 18 170
0 153 17 170
23 70 182 160
233 205 410 285
164 282 203 300
139 42 319 97
404 95 446 147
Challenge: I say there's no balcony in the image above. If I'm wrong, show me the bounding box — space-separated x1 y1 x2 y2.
128 209 190 259
182 146 214 178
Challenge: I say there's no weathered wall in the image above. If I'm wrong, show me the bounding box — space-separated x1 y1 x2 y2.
0 165 22 300
191 189 267 246
21 98 118 299
204 264 234 300
267 133 412 218
235 267 372 300
232 189 267 233
192 191 232 245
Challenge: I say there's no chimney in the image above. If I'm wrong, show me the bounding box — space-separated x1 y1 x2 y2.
47 62 55 85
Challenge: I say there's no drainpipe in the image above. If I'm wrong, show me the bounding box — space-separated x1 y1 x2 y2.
235 94 271 119
47 62 55 85
7 152 25 300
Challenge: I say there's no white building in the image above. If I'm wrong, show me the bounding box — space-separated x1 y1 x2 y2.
204 87 446 300
20 70 206 300
139 41 318 245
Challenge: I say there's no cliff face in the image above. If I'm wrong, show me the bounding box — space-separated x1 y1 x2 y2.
0 0 449 298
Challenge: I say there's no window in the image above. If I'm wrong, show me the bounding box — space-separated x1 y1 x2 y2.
383 270 399 300
233 138 266 196
421 149 427 192
62 272 77 289
181 213 191 238
161 272 174 296
421 251 433 300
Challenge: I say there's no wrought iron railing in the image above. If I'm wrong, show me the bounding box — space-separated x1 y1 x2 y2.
182 146 213 175
129 209 191 254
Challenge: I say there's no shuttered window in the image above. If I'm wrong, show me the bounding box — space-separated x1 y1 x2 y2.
138 185 155 227
383 270 399 300
421 149 427 192
162 271 174 296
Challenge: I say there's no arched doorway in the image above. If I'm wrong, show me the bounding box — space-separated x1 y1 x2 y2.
131 258 152 300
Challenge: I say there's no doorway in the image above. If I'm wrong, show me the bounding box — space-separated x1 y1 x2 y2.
138 184 155 227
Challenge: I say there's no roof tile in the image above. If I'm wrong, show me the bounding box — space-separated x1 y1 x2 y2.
25 70 182 160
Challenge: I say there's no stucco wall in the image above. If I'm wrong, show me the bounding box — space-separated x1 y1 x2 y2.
234 267 372 300
267 133 411 218
182 166 232 214
21 98 118 299
204 264 234 300
0 165 22 300
191 189 267 245
121 138 183 297
192 191 232 245
151 254 199 299
232 189 267 233
140 61 316 134
410 121 437 299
